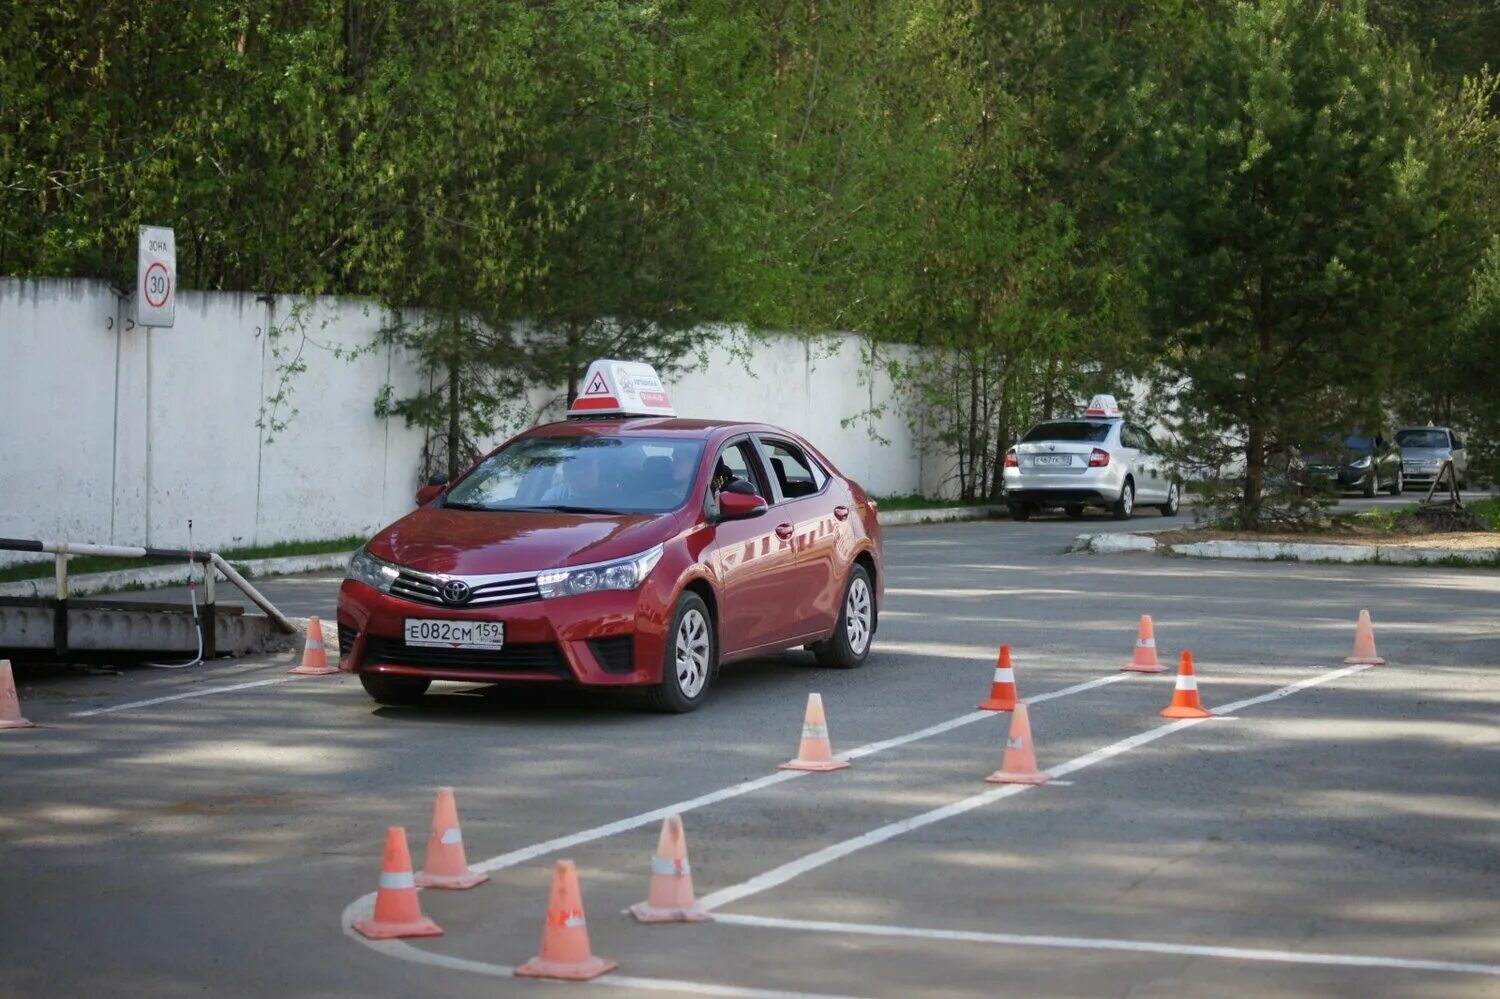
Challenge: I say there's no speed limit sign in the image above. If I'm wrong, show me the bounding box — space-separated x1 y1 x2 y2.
136 225 176 327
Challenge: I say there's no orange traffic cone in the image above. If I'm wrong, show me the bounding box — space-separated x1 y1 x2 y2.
985 703 1051 785
516 860 618 981
289 616 339 675
780 693 850 772
415 787 488 890
1122 614 1166 673
353 826 443 940
978 645 1021 711
628 815 710 923
0 660 35 731
1344 609 1385 665
1160 651 1213 719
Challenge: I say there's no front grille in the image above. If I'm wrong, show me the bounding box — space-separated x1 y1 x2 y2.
362 636 567 676
588 636 635 674
338 622 358 660
388 569 541 608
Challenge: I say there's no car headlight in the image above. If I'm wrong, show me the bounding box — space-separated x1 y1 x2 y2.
347 547 400 593
1349 456 1372 470
537 545 664 599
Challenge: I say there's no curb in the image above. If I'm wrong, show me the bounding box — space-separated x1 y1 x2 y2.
879 506 1006 527
1072 532 1500 565
0 551 356 599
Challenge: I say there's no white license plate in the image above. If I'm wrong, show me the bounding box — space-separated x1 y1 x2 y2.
404 619 504 650
1031 455 1071 467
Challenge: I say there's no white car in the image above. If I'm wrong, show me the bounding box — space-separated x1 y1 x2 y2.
1002 396 1180 521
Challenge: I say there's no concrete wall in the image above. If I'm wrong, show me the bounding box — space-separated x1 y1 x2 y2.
0 279 930 563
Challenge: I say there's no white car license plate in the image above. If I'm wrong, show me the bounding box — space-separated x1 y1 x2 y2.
404 619 504 650
1031 455 1071 467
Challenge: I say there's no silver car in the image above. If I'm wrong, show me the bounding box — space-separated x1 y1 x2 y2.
1395 426 1469 490
1002 396 1180 521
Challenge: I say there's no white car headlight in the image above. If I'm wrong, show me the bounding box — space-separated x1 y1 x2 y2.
537 545 664 599
1350 456 1372 469
347 547 399 593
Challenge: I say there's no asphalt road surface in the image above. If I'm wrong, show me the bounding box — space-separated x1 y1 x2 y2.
4 508 1498 998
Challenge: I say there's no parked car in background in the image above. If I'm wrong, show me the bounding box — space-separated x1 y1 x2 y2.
1299 431 1403 497
1001 395 1180 521
1395 426 1468 490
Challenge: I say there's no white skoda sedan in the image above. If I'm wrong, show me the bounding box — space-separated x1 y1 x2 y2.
1001 396 1180 521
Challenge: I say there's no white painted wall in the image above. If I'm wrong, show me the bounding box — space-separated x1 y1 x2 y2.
0 279 933 564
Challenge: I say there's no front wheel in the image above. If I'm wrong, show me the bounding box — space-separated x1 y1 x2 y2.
359 672 431 706
812 565 875 669
1112 480 1135 520
644 592 716 713
1159 482 1180 517
1363 471 1378 498
1388 469 1403 495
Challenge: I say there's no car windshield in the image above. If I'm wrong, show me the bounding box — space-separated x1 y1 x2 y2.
443 436 704 514
1021 421 1112 444
1396 429 1448 449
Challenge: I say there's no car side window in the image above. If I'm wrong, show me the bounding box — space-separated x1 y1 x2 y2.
709 440 770 502
1451 433 1463 449
759 438 824 501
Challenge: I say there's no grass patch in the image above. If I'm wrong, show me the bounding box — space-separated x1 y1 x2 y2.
1468 497 1500 531
873 493 997 511
0 535 366 584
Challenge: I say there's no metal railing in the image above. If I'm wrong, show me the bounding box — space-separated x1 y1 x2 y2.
0 538 297 659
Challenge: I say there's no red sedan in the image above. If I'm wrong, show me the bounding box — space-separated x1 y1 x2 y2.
337 361 883 712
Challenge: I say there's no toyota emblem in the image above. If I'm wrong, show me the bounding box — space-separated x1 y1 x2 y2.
440 579 472 605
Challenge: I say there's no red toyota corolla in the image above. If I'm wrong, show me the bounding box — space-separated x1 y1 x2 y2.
337 360 883 712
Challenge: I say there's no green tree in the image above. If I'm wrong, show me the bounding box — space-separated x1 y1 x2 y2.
1137 0 1454 525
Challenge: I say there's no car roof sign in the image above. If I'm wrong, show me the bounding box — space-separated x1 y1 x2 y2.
1083 394 1123 418
567 359 676 419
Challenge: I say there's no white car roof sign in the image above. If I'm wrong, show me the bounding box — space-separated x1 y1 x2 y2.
1083 394 1123 418
568 359 676 418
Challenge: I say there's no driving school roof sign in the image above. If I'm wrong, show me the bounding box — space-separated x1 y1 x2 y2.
568 359 677 418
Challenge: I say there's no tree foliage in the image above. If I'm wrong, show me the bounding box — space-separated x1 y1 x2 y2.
3 0 1497 502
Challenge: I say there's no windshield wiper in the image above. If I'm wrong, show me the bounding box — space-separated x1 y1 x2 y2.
535 504 632 515
441 500 491 510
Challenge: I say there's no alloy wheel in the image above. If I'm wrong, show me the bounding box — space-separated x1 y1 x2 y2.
845 576 873 656
674 609 711 698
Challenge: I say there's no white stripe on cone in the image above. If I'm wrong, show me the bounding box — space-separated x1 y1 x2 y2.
1136 638 1155 648
439 828 462 845
651 856 691 876
802 724 828 739
379 871 416 890
992 668 1015 683
1175 676 1198 691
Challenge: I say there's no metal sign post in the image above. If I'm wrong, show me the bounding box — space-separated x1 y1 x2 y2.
136 224 176 327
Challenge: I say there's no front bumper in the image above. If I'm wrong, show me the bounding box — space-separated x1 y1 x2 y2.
337 577 673 687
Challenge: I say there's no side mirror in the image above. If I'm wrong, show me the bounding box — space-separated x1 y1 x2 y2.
416 473 450 506
717 490 767 521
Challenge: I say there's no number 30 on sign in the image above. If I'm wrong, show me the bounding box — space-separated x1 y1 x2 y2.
136 225 176 328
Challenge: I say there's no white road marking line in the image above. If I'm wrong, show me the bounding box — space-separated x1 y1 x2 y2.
68 676 299 717
697 665 1372 911
467 673 1130 875
343 912 870 998
711 913 1500 978
341 670 1136 978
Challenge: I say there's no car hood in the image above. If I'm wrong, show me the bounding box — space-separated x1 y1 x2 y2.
1399 447 1450 461
368 507 678 576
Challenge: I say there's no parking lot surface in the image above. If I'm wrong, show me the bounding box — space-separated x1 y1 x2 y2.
4 509 1498 997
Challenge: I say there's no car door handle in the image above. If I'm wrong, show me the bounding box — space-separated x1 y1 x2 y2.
834 506 850 521
775 523 795 540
